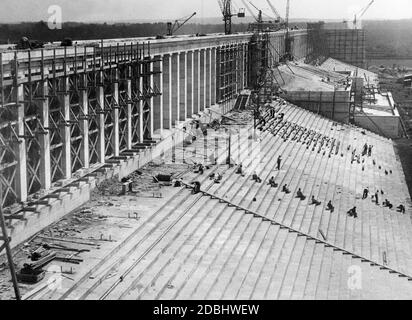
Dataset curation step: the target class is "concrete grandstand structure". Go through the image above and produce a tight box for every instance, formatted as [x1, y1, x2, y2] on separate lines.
[0, 24, 411, 300]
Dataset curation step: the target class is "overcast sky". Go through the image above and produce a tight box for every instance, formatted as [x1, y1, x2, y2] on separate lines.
[1, 0, 411, 23]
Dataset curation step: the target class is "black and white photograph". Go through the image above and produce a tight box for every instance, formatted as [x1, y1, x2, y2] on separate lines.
[1, 0, 412, 306]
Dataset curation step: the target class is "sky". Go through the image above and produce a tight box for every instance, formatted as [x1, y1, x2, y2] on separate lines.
[1, 0, 411, 23]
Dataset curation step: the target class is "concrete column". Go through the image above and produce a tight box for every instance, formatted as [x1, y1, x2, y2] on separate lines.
[171, 53, 179, 126]
[153, 55, 163, 133]
[193, 50, 199, 114]
[179, 52, 187, 121]
[162, 54, 171, 130]
[15, 83, 27, 202]
[206, 48, 211, 108]
[149, 57, 154, 138]
[176, 53, 181, 123]
[97, 75, 105, 163]
[126, 74, 133, 149]
[139, 63, 144, 143]
[199, 49, 205, 112]
[112, 71, 120, 157]
[186, 51, 194, 118]
[79, 75, 89, 168]
[59, 79, 71, 179]
[211, 47, 216, 105]
[38, 79, 51, 190]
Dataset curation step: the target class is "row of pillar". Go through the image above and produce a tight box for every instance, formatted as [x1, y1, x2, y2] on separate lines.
[7, 45, 240, 205]
[154, 47, 217, 133]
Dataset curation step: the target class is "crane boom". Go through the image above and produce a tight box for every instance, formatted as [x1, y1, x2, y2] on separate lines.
[353, 0, 374, 29]
[265, 0, 282, 20]
[358, 0, 374, 18]
[241, 0, 258, 22]
[167, 12, 196, 36]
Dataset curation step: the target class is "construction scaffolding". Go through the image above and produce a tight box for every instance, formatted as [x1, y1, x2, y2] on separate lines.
[216, 42, 248, 106]
[0, 42, 161, 212]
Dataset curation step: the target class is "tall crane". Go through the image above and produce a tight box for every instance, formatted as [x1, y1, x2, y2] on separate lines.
[283, 0, 292, 61]
[241, 0, 258, 22]
[217, 0, 245, 35]
[265, 0, 282, 23]
[353, 0, 374, 29]
[247, 1, 264, 24]
[167, 12, 197, 36]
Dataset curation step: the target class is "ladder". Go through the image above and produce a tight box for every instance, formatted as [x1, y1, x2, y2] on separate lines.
[0, 191, 21, 300]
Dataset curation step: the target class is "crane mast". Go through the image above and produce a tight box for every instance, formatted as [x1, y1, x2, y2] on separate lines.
[218, 0, 245, 35]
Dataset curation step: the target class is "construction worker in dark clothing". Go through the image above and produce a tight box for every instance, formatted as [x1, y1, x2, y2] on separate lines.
[362, 188, 369, 200]
[327, 201, 335, 213]
[296, 188, 306, 200]
[236, 164, 243, 175]
[347, 207, 358, 218]
[397, 204, 406, 214]
[268, 176, 278, 188]
[192, 181, 201, 194]
[311, 196, 321, 206]
[277, 156, 282, 170]
[282, 184, 291, 194]
[375, 192, 379, 205]
[252, 172, 262, 183]
[383, 199, 393, 209]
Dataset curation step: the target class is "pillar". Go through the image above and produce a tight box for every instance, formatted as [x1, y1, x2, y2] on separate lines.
[186, 51, 194, 118]
[153, 55, 163, 133]
[194, 50, 200, 114]
[179, 52, 187, 121]
[15, 82, 27, 202]
[79, 74, 89, 168]
[126, 69, 133, 149]
[59, 78, 71, 179]
[211, 47, 216, 105]
[199, 49, 205, 112]
[38, 78, 51, 190]
[139, 63, 144, 143]
[171, 53, 179, 126]
[206, 48, 211, 108]
[97, 73, 105, 162]
[162, 54, 172, 129]
[112, 71, 120, 157]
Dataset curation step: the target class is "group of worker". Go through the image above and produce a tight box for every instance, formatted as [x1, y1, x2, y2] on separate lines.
[362, 143, 374, 157]
[362, 187, 406, 214]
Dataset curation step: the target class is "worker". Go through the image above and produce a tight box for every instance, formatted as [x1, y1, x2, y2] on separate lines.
[375, 191, 379, 205]
[252, 172, 262, 183]
[362, 188, 369, 200]
[347, 207, 358, 218]
[282, 184, 291, 194]
[236, 164, 243, 175]
[397, 204, 406, 214]
[383, 199, 393, 209]
[198, 164, 204, 175]
[268, 177, 278, 188]
[277, 156, 282, 170]
[296, 188, 306, 200]
[173, 178, 183, 187]
[326, 200, 335, 213]
[214, 172, 222, 184]
[368, 145, 373, 157]
[311, 196, 321, 206]
[192, 181, 201, 194]
[362, 143, 368, 156]
[209, 172, 215, 180]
